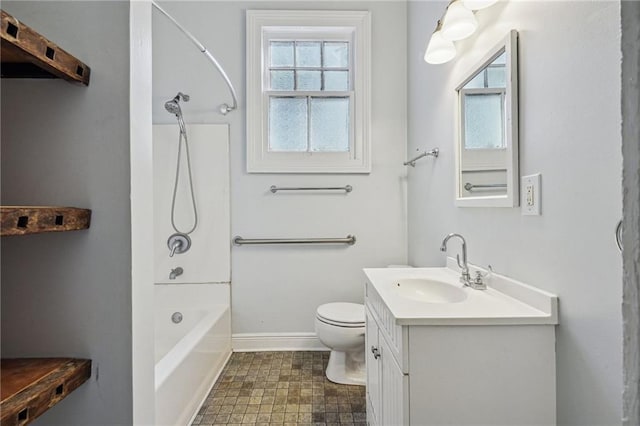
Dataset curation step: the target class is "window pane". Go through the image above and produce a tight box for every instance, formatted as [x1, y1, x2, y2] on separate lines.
[323, 42, 348, 68]
[324, 71, 349, 91]
[486, 67, 506, 88]
[270, 41, 294, 67]
[269, 97, 308, 151]
[310, 97, 350, 152]
[493, 51, 506, 65]
[463, 93, 504, 149]
[295, 42, 321, 67]
[465, 72, 485, 89]
[270, 71, 294, 90]
[297, 70, 321, 91]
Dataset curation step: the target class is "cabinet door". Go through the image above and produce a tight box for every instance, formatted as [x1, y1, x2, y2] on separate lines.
[365, 308, 381, 425]
[380, 334, 408, 426]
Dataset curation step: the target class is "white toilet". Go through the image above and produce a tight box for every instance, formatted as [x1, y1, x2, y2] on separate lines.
[315, 302, 366, 386]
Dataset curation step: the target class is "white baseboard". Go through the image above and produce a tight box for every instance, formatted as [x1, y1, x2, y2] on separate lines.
[232, 332, 328, 352]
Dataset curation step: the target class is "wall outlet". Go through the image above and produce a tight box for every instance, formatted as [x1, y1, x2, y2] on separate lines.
[521, 174, 541, 215]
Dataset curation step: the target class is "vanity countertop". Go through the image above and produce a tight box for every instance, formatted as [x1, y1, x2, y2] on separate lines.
[364, 260, 558, 326]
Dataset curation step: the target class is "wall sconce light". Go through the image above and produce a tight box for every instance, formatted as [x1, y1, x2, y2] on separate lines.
[441, 0, 478, 41]
[424, 0, 500, 65]
[424, 20, 457, 65]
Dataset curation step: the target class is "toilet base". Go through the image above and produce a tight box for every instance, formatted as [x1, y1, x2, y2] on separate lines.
[325, 350, 365, 386]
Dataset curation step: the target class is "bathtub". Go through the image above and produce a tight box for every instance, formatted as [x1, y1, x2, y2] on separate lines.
[155, 283, 231, 425]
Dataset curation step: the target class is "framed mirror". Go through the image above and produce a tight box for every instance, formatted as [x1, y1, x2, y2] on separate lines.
[455, 30, 519, 207]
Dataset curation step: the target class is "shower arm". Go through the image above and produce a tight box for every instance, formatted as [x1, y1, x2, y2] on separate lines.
[151, 0, 238, 115]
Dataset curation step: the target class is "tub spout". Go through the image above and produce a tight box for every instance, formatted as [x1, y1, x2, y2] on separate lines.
[170, 267, 184, 280]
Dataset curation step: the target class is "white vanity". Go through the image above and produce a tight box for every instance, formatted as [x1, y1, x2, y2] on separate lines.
[364, 260, 558, 426]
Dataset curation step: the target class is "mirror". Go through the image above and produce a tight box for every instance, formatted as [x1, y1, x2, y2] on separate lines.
[455, 30, 519, 207]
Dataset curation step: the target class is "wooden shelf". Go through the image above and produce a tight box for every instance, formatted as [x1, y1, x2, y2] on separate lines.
[1, 206, 91, 236]
[1, 10, 90, 85]
[1, 358, 91, 426]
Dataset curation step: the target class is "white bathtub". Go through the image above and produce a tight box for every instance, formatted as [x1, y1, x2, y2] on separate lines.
[155, 283, 231, 425]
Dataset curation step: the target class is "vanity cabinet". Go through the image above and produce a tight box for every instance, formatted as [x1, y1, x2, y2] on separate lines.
[365, 307, 407, 426]
[364, 274, 557, 426]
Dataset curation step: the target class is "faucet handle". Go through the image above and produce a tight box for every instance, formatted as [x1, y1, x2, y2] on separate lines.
[169, 240, 182, 257]
[167, 233, 191, 257]
[477, 265, 493, 280]
[471, 266, 492, 289]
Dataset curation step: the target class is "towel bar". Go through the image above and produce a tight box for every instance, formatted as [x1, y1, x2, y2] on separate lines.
[270, 185, 353, 193]
[233, 235, 356, 246]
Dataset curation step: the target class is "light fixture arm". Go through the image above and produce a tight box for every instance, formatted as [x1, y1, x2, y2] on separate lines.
[151, 0, 238, 115]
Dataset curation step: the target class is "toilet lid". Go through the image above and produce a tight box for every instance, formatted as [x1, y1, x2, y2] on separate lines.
[316, 302, 365, 325]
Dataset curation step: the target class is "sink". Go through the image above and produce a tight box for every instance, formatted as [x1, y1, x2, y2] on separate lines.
[393, 278, 467, 303]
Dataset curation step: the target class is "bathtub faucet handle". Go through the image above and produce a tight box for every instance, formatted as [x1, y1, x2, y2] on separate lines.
[167, 233, 191, 257]
[169, 267, 184, 280]
[169, 240, 181, 257]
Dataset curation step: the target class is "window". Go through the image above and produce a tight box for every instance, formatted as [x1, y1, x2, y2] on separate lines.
[247, 10, 371, 173]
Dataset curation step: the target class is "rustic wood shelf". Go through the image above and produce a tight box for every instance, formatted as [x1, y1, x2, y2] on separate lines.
[1, 10, 90, 85]
[1, 206, 91, 236]
[1, 358, 91, 426]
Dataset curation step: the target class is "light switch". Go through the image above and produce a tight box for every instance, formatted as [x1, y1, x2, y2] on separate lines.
[522, 174, 541, 215]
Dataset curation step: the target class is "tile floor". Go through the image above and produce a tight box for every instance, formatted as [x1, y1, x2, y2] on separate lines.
[191, 351, 366, 426]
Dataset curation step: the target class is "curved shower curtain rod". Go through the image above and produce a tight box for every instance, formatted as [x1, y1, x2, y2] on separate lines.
[151, 0, 238, 115]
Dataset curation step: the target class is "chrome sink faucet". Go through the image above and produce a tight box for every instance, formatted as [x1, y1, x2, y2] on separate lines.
[440, 233, 487, 290]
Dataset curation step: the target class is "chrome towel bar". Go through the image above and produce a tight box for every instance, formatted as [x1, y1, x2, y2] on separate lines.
[270, 185, 353, 193]
[464, 182, 507, 191]
[233, 235, 356, 246]
[404, 148, 439, 167]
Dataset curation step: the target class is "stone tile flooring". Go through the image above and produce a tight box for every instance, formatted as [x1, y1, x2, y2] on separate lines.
[191, 351, 366, 426]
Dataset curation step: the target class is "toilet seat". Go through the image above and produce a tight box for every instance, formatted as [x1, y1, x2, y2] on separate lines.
[316, 303, 365, 328]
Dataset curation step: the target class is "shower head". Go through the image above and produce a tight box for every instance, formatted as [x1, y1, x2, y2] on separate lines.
[165, 92, 190, 134]
[164, 99, 182, 116]
[164, 99, 182, 117]
[164, 92, 189, 116]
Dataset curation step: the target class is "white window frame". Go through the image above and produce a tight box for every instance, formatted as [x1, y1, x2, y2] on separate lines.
[246, 10, 371, 173]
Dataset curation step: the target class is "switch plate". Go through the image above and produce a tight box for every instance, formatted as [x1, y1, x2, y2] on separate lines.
[521, 174, 541, 215]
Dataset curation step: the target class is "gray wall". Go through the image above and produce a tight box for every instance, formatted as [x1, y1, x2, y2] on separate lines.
[1, 2, 132, 424]
[152, 1, 408, 336]
[407, 1, 622, 425]
[621, 1, 640, 424]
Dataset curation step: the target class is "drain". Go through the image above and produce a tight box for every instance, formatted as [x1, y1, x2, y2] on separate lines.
[171, 312, 183, 324]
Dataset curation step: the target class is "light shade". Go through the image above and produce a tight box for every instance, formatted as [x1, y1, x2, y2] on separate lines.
[462, 0, 499, 10]
[441, 0, 478, 41]
[424, 29, 456, 64]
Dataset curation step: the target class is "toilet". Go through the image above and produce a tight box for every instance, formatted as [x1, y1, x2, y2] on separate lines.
[315, 302, 366, 386]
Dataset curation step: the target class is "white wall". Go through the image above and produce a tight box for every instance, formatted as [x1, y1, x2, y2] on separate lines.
[0, 1, 132, 424]
[153, 124, 230, 284]
[152, 1, 408, 336]
[407, 1, 622, 425]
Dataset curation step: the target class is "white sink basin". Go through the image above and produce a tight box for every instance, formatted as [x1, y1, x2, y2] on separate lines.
[394, 278, 467, 303]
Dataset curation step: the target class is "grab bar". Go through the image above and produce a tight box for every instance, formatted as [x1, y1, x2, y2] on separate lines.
[464, 182, 507, 191]
[233, 235, 356, 246]
[404, 148, 439, 167]
[270, 185, 353, 193]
